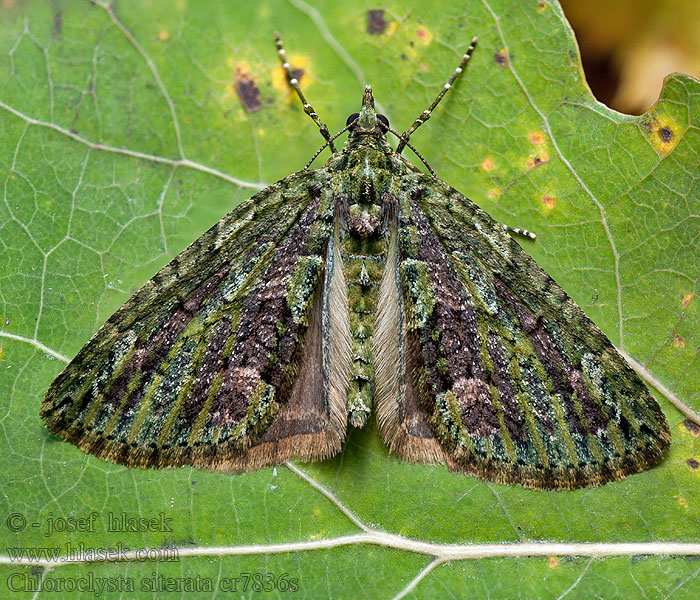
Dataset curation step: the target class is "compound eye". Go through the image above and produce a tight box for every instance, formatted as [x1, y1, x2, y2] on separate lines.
[346, 113, 360, 126]
[377, 114, 390, 130]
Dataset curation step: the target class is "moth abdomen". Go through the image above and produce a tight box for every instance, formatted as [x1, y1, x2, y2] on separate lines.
[343, 252, 383, 428]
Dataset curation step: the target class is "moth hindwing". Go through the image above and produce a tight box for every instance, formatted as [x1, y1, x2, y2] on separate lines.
[41, 35, 670, 490]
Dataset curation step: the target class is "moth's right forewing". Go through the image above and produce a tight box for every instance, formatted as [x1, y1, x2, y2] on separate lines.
[384, 174, 669, 490]
[41, 170, 349, 471]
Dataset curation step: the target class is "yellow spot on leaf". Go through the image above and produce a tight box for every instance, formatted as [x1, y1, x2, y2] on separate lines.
[682, 293, 694, 309]
[528, 131, 545, 145]
[404, 45, 418, 60]
[272, 54, 311, 101]
[415, 26, 433, 45]
[0, 344, 4, 360]
[677, 495, 688, 509]
[547, 556, 560, 569]
[640, 111, 681, 156]
[541, 195, 556, 212]
[156, 30, 169, 41]
[487, 188, 502, 199]
[481, 157, 495, 171]
[233, 62, 253, 77]
[673, 334, 685, 348]
[386, 21, 399, 36]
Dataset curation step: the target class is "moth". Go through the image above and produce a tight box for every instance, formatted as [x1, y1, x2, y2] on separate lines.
[41, 34, 670, 490]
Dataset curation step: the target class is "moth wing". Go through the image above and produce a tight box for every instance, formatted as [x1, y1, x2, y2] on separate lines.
[41, 170, 351, 472]
[374, 231, 447, 465]
[376, 175, 670, 490]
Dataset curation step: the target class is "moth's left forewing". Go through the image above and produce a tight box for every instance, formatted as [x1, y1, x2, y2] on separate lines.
[41, 170, 351, 472]
[393, 174, 670, 490]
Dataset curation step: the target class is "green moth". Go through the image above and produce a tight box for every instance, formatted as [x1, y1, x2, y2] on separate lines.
[41, 35, 670, 491]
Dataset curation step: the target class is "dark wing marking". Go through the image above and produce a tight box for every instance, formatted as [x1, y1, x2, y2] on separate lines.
[381, 174, 669, 490]
[41, 170, 351, 472]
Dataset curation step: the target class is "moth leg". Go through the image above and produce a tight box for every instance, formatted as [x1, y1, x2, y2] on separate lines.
[501, 224, 537, 240]
[274, 33, 337, 153]
[396, 36, 478, 154]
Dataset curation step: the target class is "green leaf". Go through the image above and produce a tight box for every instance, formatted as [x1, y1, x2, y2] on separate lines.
[1, 1, 698, 598]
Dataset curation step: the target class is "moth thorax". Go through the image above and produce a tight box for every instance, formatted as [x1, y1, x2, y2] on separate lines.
[347, 203, 381, 237]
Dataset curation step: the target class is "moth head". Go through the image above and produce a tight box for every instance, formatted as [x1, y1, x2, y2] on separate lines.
[346, 85, 389, 135]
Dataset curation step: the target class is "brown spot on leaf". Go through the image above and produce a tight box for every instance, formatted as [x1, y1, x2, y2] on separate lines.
[290, 67, 305, 82]
[157, 30, 170, 41]
[687, 458, 699, 469]
[487, 188, 502, 199]
[290, 66, 305, 84]
[234, 65, 262, 112]
[658, 126, 673, 143]
[527, 151, 549, 169]
[367, 9, 387, 34]
[541, 195, 556, 211]
[494, 49, 509, 66]
[682, 293, 694, 309]
[673, 334, 685, 348]
[528, 131, 545, 145]
[548, 556, 560, 569]
[481, 157, 495, 171]
[415, 26, 433, 45]
[683, 419, 700, 437]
